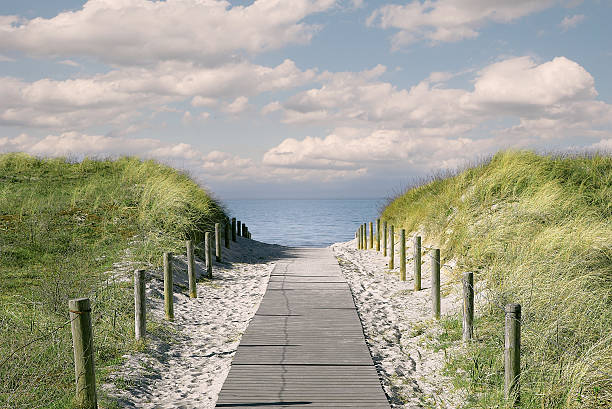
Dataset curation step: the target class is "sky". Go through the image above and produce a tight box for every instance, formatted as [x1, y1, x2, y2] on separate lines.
[1, 0, 611, 199]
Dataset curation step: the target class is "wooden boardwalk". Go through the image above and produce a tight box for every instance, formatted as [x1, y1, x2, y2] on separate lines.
[216, 248, 389, 409]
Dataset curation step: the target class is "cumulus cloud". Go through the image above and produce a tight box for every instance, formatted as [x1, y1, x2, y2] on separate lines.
[223, 96, 250, 114]
[559, 14, 585, 31]
[368, 0, 556, 47]
[0, 0, 336, 66]
[0, 59, 316, 130]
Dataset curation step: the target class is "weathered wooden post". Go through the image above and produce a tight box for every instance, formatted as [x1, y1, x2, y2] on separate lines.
[186, 240, 196, 298]
[376, 218, 381, 251]
[231, 218, 237, 242]
[215, 223, 222, 262]
[389, 226, 395, 269]
[414, 236, 422, 291]
[69, 297, 98, 409]
[382, 221, 387, 257]
[244, 225, 249, 239]
[400, 229, 406, 280]
[237, 221, 242, 238]
[163, 252, 174, 321]
[134, 269, 146, 340]
[369, 222, 373, 249]
[463, 272, 474, 341]
[505, 303, 521, 404]
[224, 220, 230, 249]
[205, 232, 212, 278]
[363, 223, 367, 249]
[431, 249, 441, 319]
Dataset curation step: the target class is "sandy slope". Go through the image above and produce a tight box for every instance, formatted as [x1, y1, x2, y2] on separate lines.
[103, 237, 286, 408]
[331, 237, 465, 408]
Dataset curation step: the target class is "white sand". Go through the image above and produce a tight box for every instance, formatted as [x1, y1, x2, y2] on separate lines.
[331, 236, 465, 408]
[102, 237, 284, 408]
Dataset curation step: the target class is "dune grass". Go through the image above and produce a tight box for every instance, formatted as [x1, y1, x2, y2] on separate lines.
[0, 153, 226, 408]
[382, 150, 611, 408]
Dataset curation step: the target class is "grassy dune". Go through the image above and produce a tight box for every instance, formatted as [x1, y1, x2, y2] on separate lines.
[382, 150, 611, 408]
[0, 153, 226, 408]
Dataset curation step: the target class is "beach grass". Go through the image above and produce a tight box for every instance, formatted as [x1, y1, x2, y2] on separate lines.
[382, 150, 611, 408]
[0, 153, 226, 408]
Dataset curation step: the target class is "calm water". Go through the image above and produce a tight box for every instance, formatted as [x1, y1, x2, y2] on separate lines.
[224, 199, 384, 247]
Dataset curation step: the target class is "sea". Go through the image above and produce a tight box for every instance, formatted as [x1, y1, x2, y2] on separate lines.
[224, 199, 385, 247]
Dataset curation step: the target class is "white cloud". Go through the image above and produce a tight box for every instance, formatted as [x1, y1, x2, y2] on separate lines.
[559, 14, 585, 31]
[0, 0, 336, 66]
[0, 59, 316, 130]
[223, 96, 250, 114]
[58, 59, 80, 67]
[368, 0, 556, 47]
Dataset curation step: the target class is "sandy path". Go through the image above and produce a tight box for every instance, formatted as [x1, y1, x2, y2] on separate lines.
[103, 237, 286, 408]
[331, 237, 465, 408]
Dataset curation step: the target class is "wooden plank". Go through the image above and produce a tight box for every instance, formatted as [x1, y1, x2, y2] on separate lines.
[216, 248, 389, 409]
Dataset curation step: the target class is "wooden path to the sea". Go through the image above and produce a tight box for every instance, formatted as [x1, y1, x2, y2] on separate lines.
[216, 248, 390, 408]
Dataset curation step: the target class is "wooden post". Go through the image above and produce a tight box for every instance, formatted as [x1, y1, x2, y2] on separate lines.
[186, 240, 196, 298]
[382, 221, 387, 257]
[363, 223, 367, 249]
[414, 236, 422, 291]
[215, 223, 222, 262]
[231, 218, 237, 242]
[367, 222, 371, 249]
[431, 249, 441, 319]
[163, 252, 174, 321]
[224, 221, 230, 249]
[134, 269, 146, 340]
[389, 225, 395, 269]
[400, 229, 406, 280]
[244, 225, 249, 239]
[376, 218, 380, 251]
[355, 231, 359, 249]
[505, 303, 521, 404]
[463, 272, 474, 341]
[361, 225, 364, 249]
[205, 232, 212, 278]
[237, 220, 242, 237]
[69, 297, 98, 409]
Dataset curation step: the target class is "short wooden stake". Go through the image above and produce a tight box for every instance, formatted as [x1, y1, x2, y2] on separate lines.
[369, 222, 373, 249]
[215, 223, 222, 262]
[363, 223, 367, 249]
[431, 248, 441, 319]
[360, 225, 364, 249]
[69, 297, 98, 409]
[462, 272, 474, 341]
[414, 236, 422, 291]
[163, 252, 174, 321]
[399, 229, 406, 280]
[186, 240, 196, 298]
[376, 218, 381, 251]
[244, 225, 249, 239]
[382, 221, 387, 257]
[237, 221, 242, 238]
[205, 232, 212, 278]
[505, 303, 521, 404]
[389, 225, 395, 269]
[231, 218, 237, 242]
[134, 269, 146, 339]
[224, 221, 230, 249]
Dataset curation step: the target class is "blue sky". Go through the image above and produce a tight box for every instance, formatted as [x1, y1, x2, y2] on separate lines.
[1, 0, 611, 199]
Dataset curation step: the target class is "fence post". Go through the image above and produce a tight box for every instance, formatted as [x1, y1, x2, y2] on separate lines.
[224, 220, 230, 249]
[69, 297, 98, 409]
[431, 249, 440, 319]
[389, 225, 395, 269]
[376, 218, 381, 251]
[163, 252, 174, 321]
[505, 303, 521, 404]
[215, 223, 222, 262]
[244, 225, 249, 239]
[237, 221, 242, 238]
[231, 218, 237, 242]
[367, 222, 372, 249]
[134, 269, 146, 340]
[400, 229, 406, 281]
[462, 272, 474, 341]
[186, 240, 196, 298]
[205, 232, 213, 278]
[363, 223, 367, 249]
[382, 221, 387, 257]
[414, 236, 422, 291]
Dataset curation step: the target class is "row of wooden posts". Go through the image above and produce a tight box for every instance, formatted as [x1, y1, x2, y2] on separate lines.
[68, 217, 250, 409]
[356, 219, 522, 404]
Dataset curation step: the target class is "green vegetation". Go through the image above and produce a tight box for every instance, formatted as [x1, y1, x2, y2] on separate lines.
[0, 153, 226, 408]
[382, 150, 611, 408]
